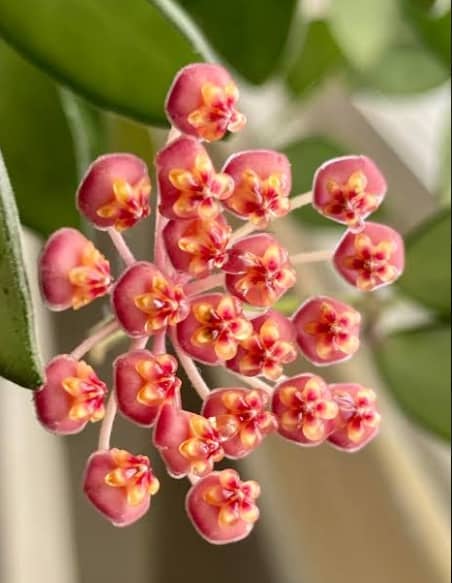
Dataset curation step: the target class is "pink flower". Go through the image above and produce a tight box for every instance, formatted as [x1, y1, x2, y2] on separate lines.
[83, 449, 159, 526]
[292, 296, 361, 365]
[77, 154, 151, 231]
[39, 228, 111, 310]
[165, 63, 246, 141]
[186, 469, 260, 544]
[35, 355, 107, 434]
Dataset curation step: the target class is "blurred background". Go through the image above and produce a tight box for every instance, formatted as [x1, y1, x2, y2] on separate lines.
[0, 1, 450, 582]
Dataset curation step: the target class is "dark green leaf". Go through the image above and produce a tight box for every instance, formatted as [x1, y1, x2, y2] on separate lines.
[176, 0, 297, 84]
[402, 0, 451, 67]
[287, 20, 345, 97]
[399, 210, 451, 317]
[0, 149, 43, 389]
[376, 325, 451, 440]
[0, 41, 79, 236]
[328, 0, 399, 70]
[0, 0, 210, 126]
[360, 45, 449, 95]
[283, 136, 345, 227]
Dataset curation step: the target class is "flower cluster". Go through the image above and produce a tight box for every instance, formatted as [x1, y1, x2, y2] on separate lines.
[34, 63, 404, 544]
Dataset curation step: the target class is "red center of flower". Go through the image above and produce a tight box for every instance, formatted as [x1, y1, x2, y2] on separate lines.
[178, 218, 232, 275]
[344, 233, 398, 290]
[325, 171, 379, 228]
[96, 176, 151, 231]
[179, 415, 227, 476]
[334, 388, 381, 443]
[62, 360, 107, 422]
[68, 242, 111, 309]
[134, 354, 181, 407]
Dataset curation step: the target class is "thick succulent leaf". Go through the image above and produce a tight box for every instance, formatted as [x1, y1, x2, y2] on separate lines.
[377, 325, 451, 441]
[0, 149, 43, 389]
[287, 20, 345, 97]
[398, 210, 451, 317]
[0, 40, 79, 236]
[328, 0, 400, 70]
[175, 0, 297, 84]
[0, 0, 210, 126]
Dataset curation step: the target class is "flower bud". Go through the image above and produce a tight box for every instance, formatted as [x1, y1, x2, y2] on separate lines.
[112, 261, 189, 337]
[292, 296, 361, 365]
[186, 469, 260, 544]
[272, 374, 338, 446]
[35, 355, 107, 434]
[39, 228, 111, 310]
[313, 156, 386, 230]
[77, 154, 151, 231]
[328, 384, 381, 452]
[83, 449, 159, 527]
[223, 150, 292, 227]
[114, 350, 181, 426]
[202, 388, 276, 458]
[165, 63, 246, 141]
[333, 222, 404, 291]
[227, 310, 297, 380]
[156, 136, 234, 220]
[163, 215, 231, 277]
[176, 293, 252, 364]
[223, 233, 296, 307]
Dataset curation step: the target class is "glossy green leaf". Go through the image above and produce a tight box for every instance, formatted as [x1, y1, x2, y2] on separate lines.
[399, 210, 451, 317]
[328, 0, 399, 70]
[360, 45, 449, 95]
[0, 41, 79, 236]
[377, 325, 451, 440]
[0, 0, 210, 126]
[287, 20, 345, 97]
[0, 149, 43, 389]
[283, 136, 345, 227]
[176, 0, 297, 84]
[402, 0, 451, 67]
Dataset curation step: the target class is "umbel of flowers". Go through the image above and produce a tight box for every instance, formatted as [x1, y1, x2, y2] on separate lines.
[35, 63, 404, 544]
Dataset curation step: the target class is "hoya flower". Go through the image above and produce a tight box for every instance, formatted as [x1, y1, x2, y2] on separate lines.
[223, 233, 296, 307]
[202, 388, 276, 458]
[176, 294, 252, 364]
[312, 156, 386, 230]
[223, 150, 292, 227]
[272, 374, 339, 446]
[154, 403, 230, 478]
[83, 449, 159, 527]
[163, 215, 232, 277]
[35, 355, 107, 435]
[39, 228, 111, 310]
[333, 222, 404, 291]
[165, 63, 246, 141]
[77, 154, 151, 231]
[227, 311, 297, 380]
[328, 384, 381, 452]
[292, 296, 361, 365]
[156, 135, 234, 220]
[114, 350, 181, 426]
[186, 469, 260, 544]
[112, 262, 189, 337]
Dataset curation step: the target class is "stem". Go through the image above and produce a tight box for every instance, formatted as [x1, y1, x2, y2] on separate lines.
[290, 249, 332, 265]
[152, 331, 167, 354]
[97, 336, 148, 450]
[70, 319, 119, 361]
[108, 228, 136, 266]
[184, 273, 225, 296]
[227, 370, 274, 394]
[169, 330, 210, 400]
[230, 190, 313, 243]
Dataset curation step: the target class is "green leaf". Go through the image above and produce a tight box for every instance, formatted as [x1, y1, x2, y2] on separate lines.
[175, 0, 297, 84]
[287, 20, 345, 97]
[402, 0, 451, 67]
[283, 136, 345, 227]
[399, 210, 451, 317]
[376, 325, 451, 440]
[328, 0, 400, 70]
[0, 149, 43, 389]
[0, 0, 210, 126]
[0, 41, 79, 236]
[437, 115, 451, 205]
[360, 45, 449, 95]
